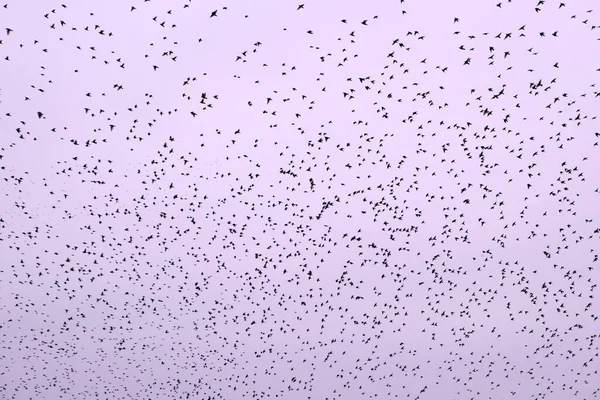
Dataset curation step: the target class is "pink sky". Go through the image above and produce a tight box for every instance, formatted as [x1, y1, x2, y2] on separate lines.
[1, 0, 600, 399]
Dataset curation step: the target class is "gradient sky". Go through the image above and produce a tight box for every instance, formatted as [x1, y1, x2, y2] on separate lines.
[1, 1, 600, 399]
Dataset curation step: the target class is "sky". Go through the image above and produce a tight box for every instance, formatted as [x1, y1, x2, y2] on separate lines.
[1, 0, 600, 399]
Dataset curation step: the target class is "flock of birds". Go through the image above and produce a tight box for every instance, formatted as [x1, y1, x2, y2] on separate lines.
[1, 0, 600, 399]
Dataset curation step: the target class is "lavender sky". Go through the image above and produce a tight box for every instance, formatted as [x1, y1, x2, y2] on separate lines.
[1, 0, 600, 399]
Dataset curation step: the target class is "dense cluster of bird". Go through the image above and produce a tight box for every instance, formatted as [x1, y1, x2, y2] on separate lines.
[1, 0, 600, 399]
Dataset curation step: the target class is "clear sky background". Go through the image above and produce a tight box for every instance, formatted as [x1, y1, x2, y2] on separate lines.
[1, 0, 600, 399]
